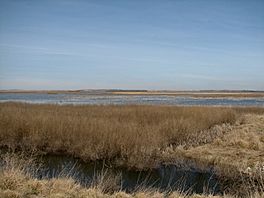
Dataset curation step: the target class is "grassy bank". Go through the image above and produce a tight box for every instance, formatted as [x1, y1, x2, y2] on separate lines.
[161, 113, 264, 194]
[0, 153, 263, 198]
[0, 102, 237, 168]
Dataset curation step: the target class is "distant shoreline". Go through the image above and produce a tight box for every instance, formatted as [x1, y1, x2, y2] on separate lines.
[1, 89, 264, 98]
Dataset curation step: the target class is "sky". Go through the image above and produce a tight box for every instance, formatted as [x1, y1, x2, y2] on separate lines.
[0, 0, 264, 90]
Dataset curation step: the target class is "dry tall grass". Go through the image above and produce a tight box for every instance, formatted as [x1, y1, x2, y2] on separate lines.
[0, 102, 237, 168]
[159, 113, 264, 194]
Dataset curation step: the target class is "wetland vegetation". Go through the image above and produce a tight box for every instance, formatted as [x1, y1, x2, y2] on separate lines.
[0, 103, 238, 167]
[0, 102, 263, 197]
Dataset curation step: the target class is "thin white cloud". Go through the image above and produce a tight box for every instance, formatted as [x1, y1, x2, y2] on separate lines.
[0, 43, 83, 56]
[0, 43, 120, 56]
[0, 78, 83, 90]
[180, 74, 226, 81]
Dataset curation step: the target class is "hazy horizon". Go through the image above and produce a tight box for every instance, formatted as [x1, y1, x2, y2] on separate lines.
[1, 0, 264, 90]
[1, 88, 264, 92]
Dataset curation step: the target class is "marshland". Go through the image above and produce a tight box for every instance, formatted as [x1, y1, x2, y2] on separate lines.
[0, 102, 263, 197]
[1, 0, 264, 197]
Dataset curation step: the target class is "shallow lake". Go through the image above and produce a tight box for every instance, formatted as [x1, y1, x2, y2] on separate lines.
[0, 93, 264, 106]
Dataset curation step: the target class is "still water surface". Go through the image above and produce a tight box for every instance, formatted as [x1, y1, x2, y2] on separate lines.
[0, 93, 264, 106]
[35, 154, 220, 194]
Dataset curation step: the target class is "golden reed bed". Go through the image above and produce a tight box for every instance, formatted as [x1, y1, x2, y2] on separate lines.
[0, 102, 237, 167]
[0, 103, 263, 168]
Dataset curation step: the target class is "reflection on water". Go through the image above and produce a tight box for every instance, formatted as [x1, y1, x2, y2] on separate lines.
[0, 93, 264, 106]
[34, 154, 221, 194]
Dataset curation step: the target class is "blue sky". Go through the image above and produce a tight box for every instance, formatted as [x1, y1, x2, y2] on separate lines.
[0, 0, 263, 90]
